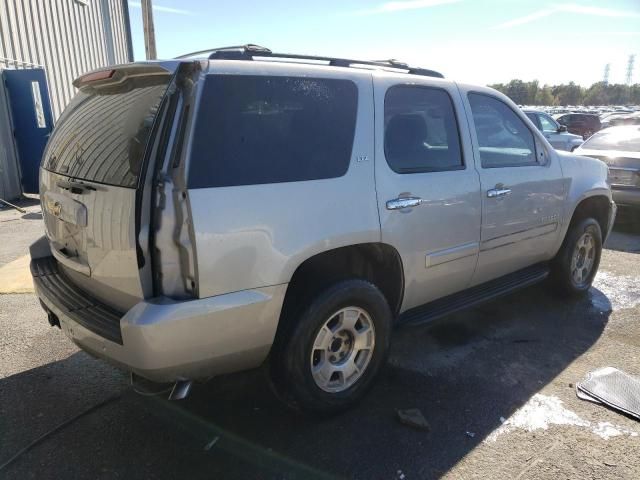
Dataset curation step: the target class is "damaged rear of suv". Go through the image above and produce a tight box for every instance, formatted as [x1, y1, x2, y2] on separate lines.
[32, 53, 371, 408]
[31, 59, 285, 395]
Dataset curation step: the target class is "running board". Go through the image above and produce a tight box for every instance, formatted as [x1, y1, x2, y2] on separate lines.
[398, 263, 550, 327]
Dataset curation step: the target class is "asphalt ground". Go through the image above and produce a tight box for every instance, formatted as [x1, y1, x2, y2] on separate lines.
[1, 199, 639, 479]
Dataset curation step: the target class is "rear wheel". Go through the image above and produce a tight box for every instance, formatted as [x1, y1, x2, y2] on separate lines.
[551, 217, 602, 296]
[270, 279, 392, 414]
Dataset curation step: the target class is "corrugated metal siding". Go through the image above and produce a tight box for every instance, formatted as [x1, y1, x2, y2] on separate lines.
[0, 0, 132, 119]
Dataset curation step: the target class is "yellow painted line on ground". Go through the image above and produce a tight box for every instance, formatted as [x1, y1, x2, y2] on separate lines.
[0, 255, 34, 294]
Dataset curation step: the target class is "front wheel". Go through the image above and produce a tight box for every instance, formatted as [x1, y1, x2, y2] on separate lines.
[551, 217, 602, 296]
[270, 279, 392, 414]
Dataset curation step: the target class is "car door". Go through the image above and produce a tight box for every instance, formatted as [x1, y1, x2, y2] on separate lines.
[374, 77, 481, 312]
[565, 114, 586, 137]
[461, 90, 565, 286]
[537, 113, 568, 150]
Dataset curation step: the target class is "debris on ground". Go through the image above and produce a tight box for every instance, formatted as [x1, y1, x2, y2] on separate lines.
[576, 367, 640, 420]
[203, 437, 219, 451]
[396, 408, 430, 431]
[465, 431, 475, 438]
[487, 393, 638, 442]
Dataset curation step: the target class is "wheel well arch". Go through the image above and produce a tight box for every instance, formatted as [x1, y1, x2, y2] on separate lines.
[569, 195, 610, 237]
[278, 243, 405, 329]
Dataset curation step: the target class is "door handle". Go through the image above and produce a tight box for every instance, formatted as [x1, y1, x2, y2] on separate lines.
[487, 188, 512, 198]
[386, 196, 423, 210]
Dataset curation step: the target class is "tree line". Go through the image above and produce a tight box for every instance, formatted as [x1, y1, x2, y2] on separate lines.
[488, 79, 640, 106]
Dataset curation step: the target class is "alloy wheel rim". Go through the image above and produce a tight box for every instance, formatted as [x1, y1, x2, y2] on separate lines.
[571, 232, 596, 286]
[310, 306, 375, 393]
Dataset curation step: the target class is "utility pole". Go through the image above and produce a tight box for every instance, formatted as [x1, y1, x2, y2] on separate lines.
[141, 0, 157, 60]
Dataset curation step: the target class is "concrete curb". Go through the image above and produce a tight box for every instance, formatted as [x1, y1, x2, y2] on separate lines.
[0, 254, 34, 294]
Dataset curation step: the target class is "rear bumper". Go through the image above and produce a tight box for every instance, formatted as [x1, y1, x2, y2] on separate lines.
[31, 250, 286, 383]
[612, 187, 640, 208]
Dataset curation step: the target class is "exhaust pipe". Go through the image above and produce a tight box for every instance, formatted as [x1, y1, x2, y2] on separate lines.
[168, 380, 193, 401]
[130, 373, 192, 400]
[47, 311, 60, 328]
[39, 301, 60, 328]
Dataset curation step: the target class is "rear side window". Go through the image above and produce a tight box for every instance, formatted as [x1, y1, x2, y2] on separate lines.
[384, 85, 463, 173]
[188, 75, 358, 188]
[467, 93, 537, 168]
[588, 115, 601, 128]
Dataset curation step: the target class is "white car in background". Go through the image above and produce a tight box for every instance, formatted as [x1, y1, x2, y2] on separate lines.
[574, 126, 640, 209]
[524, 109, 583, 151]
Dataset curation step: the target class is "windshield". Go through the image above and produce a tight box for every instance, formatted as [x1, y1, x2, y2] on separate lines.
[581, 129, 640, 152]
[42, 76, 170, 188]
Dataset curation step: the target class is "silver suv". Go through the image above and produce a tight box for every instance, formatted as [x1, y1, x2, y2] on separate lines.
[31, 46, 616, 413]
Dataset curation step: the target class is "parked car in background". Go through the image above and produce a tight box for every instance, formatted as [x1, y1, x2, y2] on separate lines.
[607, 113, 640, 128]
[555, 113, 602, 139]
[574, 126, 640, 209]
[30, 47, 616, 413]
[524, 109, 583, 151]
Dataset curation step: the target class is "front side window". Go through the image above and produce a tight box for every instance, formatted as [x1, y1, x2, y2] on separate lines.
[539, 114, 558, 133]
[384, 85, 463, 173]
[467, 93, 537, 168]
[188, 75, 358, 188]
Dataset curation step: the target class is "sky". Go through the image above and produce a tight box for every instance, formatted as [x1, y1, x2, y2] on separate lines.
[127, 0, 640, 86]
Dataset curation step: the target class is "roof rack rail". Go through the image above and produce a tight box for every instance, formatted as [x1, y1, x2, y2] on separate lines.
[175, 44, 444, 78]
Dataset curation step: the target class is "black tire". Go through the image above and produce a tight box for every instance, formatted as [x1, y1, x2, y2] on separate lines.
[551, 217, 602, 296]
[270, 279, 392, 414]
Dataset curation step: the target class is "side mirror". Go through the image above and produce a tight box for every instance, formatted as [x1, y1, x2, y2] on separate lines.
[557, 125, 568, 133]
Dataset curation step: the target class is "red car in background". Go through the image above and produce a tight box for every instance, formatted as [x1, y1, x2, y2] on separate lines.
[554, 113, 602, 139]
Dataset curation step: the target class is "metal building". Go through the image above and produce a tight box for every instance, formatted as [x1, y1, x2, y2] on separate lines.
[0, 0, 133, 119]
[0, 76, 21, 199]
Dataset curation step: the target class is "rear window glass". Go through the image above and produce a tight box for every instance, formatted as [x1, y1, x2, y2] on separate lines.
[581, 128, 640, 151]
[43, 76, 169, 188]
[187, 75, 358, 188]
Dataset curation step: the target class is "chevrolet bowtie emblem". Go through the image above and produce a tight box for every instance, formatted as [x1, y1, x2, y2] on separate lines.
[47, 200, 62, 217]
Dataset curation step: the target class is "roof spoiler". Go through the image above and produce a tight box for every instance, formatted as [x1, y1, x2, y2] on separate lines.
[73, 63, 174, 89]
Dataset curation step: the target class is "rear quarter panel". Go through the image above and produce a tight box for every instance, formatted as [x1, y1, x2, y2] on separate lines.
[187, 62, 380, 298]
